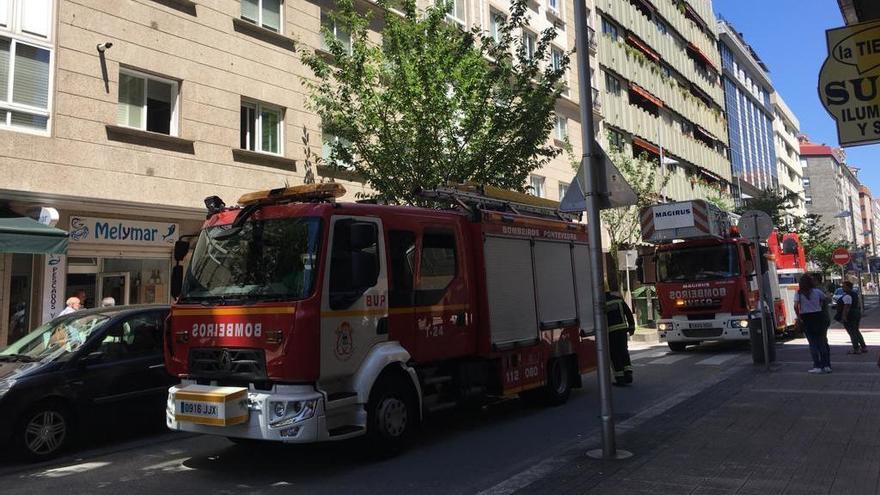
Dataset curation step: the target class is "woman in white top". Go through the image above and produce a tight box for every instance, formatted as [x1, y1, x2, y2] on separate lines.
[794, 275, 831, 374]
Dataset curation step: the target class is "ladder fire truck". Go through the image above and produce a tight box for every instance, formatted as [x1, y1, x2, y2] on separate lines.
[164, 183, 598, 450]
[639, 200, 801, 351]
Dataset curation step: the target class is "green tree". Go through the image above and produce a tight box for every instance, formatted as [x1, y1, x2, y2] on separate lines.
[734, 188, 799, 227]
[792, 213, 839, 274]
[302, 0, 567, 204]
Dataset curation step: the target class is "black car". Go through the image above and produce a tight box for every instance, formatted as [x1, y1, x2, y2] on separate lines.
[0, 305, 174, 460]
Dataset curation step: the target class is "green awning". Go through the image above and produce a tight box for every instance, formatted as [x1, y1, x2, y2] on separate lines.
[0, 208, 68, 254]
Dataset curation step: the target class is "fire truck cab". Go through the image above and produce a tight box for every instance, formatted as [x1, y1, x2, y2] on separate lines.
[164, 184, 598, 450]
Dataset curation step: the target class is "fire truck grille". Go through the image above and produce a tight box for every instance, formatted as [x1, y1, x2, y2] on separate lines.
[681, 328, 723, 338]
[188, 348, 268, 381]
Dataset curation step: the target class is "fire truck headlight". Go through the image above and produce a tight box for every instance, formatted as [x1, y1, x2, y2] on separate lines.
[736, 319, 749, 328]
[269, 399, 318, 428]
[658, 323, 669, 331]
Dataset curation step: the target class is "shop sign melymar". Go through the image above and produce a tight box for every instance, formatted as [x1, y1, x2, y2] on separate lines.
[818, 19, 880, 147]
[68, 216, 179, 246]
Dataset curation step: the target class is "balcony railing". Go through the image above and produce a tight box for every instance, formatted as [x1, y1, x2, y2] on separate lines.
[587, 26, 597, 52]
[592, 87, 601, 113]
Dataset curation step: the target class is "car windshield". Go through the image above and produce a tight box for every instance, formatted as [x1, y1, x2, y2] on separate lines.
[180, 216, 322, 303]
[0, 313, 111, 362]
[657, 244, 740, 282]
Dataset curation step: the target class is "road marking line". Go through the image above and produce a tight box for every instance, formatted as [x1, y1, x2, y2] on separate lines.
[751, 388, 880, 396]
[477, 365, 746, 495]
[696, 354, 743, 366]
[648, 354, 691, 365]
[631, 349, 668, 361]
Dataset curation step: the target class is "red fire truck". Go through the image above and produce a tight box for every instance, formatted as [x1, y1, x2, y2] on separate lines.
[164, 183, 597, 449]
[640, 200, 794, 351]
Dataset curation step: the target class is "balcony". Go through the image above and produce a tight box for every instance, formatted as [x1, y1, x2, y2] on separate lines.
[588, 26, 597, 53]
[592, 87, 602, 116]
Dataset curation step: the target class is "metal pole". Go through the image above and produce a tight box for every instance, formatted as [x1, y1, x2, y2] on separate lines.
[574, 0, 629, 461]
[753, 216, 770, 372]
[849, 197, 865, 311]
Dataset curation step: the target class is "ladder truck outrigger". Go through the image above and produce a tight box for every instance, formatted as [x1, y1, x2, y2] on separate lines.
[164, 183, 599, 451]
[639, 200, 803, 352]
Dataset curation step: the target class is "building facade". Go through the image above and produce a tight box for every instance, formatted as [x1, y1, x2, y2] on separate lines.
[717, 19, 776, 199]
[0, 0, 592, 346]
[799, 138, 862, 245]
[770, 93, 806, 225]
[859, 186, 877, 255]
[594, 0, 732, 202]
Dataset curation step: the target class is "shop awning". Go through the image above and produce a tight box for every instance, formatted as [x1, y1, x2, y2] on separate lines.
[629, 82, 664, 108]
[0, 208, 68, 254]
[632, 136, 660, 156]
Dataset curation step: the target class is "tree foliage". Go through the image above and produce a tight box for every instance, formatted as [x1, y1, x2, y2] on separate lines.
[792, 213, 843, 274]
[302, 0, 568, 204]
[734, 188, 799, 228]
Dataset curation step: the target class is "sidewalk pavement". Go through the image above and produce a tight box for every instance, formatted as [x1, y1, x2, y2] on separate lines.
[514, 308, 880, 495]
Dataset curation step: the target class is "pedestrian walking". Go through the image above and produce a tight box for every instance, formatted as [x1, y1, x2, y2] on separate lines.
[839, 281, 867, 354]
[606, 291, 636, 386]
[794, 274, 832, 374]
[58, 296, 81, 316]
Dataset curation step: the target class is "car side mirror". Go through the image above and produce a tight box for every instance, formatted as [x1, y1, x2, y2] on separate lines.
[170, 265, 184, 299]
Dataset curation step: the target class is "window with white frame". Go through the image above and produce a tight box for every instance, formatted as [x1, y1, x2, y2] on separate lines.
[0, 0, 53, 133]
[805, 196, 812, 205]
[116, 69, 178, 136]
[548, 0, 559, 13]
[439, 0, 465, 24]
[523, 30, 537, 60]
[241, 0, 282, 33]
[558, 182, 569, 200]
[241, 100, 283, 155]
[322, 130, 352, 167]
[529, 175, 545, 198]
[802, 177, 810, 187]
[320, 10, 351, 54]
[490, 11, 505, 43]
[555, 115, 567, 141]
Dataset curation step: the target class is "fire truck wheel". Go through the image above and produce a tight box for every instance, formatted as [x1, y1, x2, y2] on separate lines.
[667, 342, 688, 352]
[366, 372, 418, 453]
[522, 357, 572, 406]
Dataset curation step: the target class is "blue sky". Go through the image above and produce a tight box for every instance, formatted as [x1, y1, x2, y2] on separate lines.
[712, 0, 879, 193]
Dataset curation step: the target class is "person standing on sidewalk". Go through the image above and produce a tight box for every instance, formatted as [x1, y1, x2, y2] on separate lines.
[840, 281, 867, 354]
[606, 291, 636, 386]
[794, 275, 832, 374]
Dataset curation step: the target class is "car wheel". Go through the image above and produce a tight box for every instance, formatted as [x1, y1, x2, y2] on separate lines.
[17, 404, 72, 460]
[366, 372, 418, 455]
[668, 342, 688, 352]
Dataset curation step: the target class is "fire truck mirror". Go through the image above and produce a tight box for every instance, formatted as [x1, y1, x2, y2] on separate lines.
[173, 240, 190, 262]
[171, 265, 184, 299]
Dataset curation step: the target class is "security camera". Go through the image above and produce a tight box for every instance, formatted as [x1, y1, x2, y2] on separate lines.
[96, 42, 113, 53]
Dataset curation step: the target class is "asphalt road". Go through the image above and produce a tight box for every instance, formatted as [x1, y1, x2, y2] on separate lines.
[0, 341, 756, 495]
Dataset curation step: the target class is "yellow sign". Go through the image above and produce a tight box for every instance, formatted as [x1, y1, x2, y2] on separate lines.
[819, 19, 880, 147]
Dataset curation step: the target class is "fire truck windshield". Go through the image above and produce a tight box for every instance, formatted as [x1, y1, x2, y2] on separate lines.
[656, 244, 740, 282]
[179, 217, 322, 302]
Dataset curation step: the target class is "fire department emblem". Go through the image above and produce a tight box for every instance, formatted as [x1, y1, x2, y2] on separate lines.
[334, 322, 354, 361]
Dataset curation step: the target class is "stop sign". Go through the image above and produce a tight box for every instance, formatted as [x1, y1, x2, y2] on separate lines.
[833, 247, 851, 266]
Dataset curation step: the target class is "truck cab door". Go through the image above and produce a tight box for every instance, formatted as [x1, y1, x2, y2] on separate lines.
[319, 216, 389, 389]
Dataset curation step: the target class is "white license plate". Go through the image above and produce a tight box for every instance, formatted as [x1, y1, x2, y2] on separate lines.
[689, 322, 712, 329]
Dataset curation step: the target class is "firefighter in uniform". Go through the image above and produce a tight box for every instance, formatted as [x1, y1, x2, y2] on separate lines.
[606, 292, 636, 386]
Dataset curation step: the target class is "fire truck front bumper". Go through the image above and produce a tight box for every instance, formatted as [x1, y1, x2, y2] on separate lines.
[166, 382, 337, 443]
[658, 315, 751, 343]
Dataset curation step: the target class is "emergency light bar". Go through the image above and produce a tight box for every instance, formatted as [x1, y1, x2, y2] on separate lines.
[238, 183, 346, 206]
[419, 183, 576, 221]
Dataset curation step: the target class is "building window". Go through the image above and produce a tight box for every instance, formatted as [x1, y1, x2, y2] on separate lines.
[242, 0, 282, 32]
[558, 182, 569, 200]
[805, 196, 812, 205]
[322, 130, 352, 167]
[320, 10, 351, 54]
[530, 175, 545, 197]
[440, 0, 465, 24]
[802, 177, 810, 187]
[608, 128, 624, 151]
[0, 0, 53, 133]
[523, 30, 537, 60]
[604, 71, 620, 96]
[548, 0, 559, 13]
[240, 100, 282, 155]
[800, 158, 807, 168]
[601, 17, 618, 41]
[490, 11, 505, 43]
[656, 19, 667, 35]
[551, 47, 564, 72]
[555, 115, 567, 140]
[117, 69, 178, 136]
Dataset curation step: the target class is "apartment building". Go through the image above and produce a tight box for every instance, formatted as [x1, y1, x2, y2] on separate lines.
[859, 186, 877, 255]
[799, 138, 862, 245]
[594, 0, 732, 201]
[0, 0, 591, 346]
[717, 19, 776, 200]
[770, 93, 805, 225]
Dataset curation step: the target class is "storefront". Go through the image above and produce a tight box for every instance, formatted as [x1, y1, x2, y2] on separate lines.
[65, 215, 185, 309]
